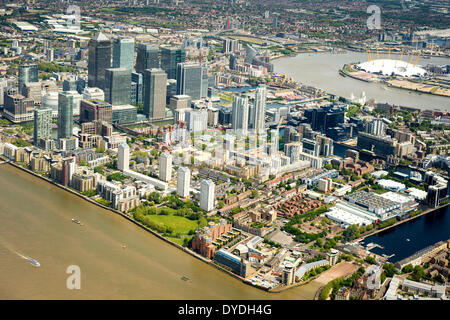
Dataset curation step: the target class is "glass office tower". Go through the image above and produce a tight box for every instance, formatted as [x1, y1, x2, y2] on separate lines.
[18, 64, 38, 94]
[88, 32, 112, 90]
[176, 63, 202, 100]
[131, 72, 143, 106]
[143, 68, 167, 120]
[113, 37, 135, 71]
[104, 68, 131, 106]
[136, 44, 160, 74]
[160, 48, 186, 80]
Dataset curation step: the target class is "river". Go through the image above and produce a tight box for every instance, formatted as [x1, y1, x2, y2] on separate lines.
[365, 205, 450, 263]
[273, 51, 450, 111]
[0, 163, 319, 299]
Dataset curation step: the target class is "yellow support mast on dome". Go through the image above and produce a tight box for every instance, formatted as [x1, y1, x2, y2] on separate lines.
[388, 48, 391, 60]
[414, 52, 421, 67]
[408, 52, 414, 64]
[395, 48, 403, 68]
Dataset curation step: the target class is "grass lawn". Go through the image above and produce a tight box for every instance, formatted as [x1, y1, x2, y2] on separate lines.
[167, 235, 194, 246]
[150, 119, 174, 127]
[229, 36, 265, 44]
[146, 214, 198, 235]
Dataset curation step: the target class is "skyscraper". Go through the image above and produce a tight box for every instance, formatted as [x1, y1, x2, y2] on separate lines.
[143, 68, 167, 120]
[104, 68, 131, 105]
[177, 166, 190, 198]
[200, 179, 215, 212]
[112, 37, 135, 71]
[231, 94, 249, 133]
[201, 65, 209, 99]
[18, 64, 38, 94]
[159, 152, 172, 182]
[88, 32, 112, 90]
[33, 107, 52, 145]
[118, 143, 130, 171]
[136, 44, 159, 74]
[160, 48, 186, 80]
[131, 72, 143, 106]
[58, 92, 74, 139]
[250, 84, 267, 134]
[176, 63, 202, 100]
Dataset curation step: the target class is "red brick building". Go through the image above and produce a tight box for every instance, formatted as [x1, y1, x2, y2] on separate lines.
[191, 219, 233, 259]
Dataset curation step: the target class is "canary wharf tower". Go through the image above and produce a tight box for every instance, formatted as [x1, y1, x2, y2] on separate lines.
[88, 32, 112, 90]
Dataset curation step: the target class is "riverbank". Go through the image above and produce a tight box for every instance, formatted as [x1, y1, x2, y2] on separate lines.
[273, 51, 450, 110]
[0, 156, 272, 292]
[339, 65, 450, 98]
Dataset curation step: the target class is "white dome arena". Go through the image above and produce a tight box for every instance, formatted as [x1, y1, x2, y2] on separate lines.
[357, 59, 427, 77]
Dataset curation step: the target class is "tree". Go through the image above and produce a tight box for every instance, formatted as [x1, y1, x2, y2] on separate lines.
[411, 266, 425, 281]
[383, 263, 398, 278]
[315, 238, 324, 247]
[251, 190, 259, 198]
[365, 256, 376, 264]
[402, 264, 414, 273]
[148, 191, 162, 204]
[343, 224, 360, 241]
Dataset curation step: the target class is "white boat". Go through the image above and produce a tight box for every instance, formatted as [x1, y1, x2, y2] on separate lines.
[26, 257, 40, 267]
[72, 219, 81, 225]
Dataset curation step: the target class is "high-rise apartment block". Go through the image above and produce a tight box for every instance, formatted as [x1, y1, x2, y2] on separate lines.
[159, 152, 172, 182]
[118, 143, 130, 171]
[367, 118, 386, 136]
[33, 107, 52, 146]
[251, 84, 266, 134]
[177, 166, 190, 198]
[231, 94, 249, 133]
[57, 92, 74, 139]
[200, 179, 215, 212]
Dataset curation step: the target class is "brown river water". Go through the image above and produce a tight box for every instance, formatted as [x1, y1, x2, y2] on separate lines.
[0, 164, 320, 299]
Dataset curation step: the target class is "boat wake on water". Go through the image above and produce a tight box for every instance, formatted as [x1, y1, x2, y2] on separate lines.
[13, 250, 40, 267]
[0, 238, 41, 267]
